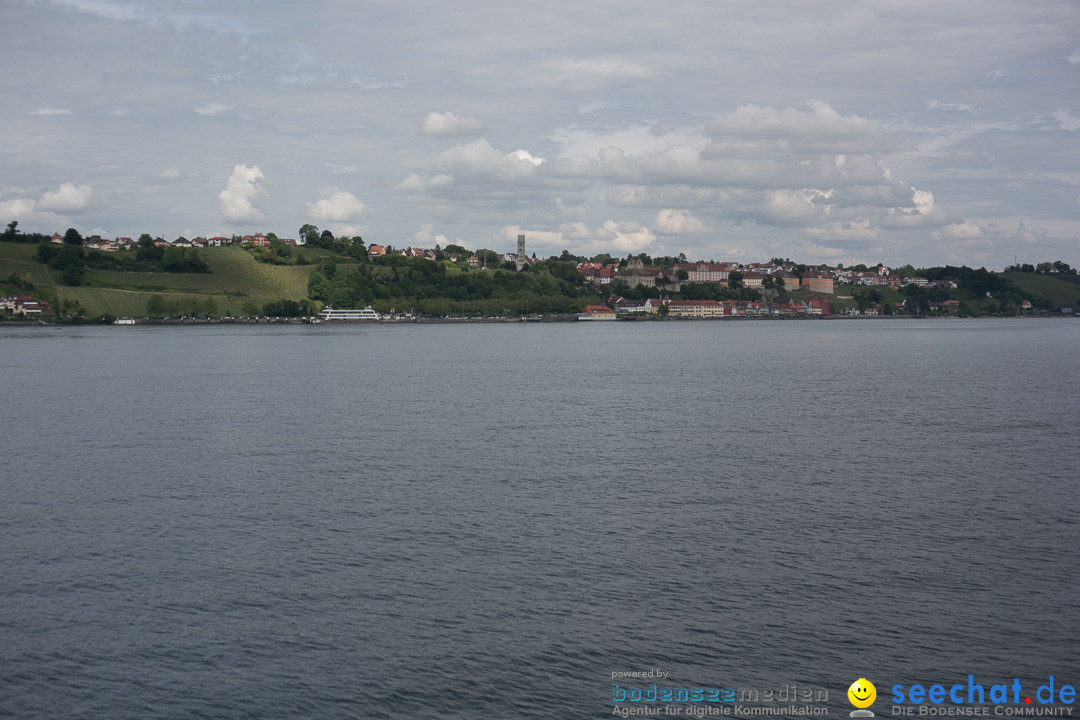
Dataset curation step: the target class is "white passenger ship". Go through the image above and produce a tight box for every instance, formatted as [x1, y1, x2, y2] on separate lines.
[317, 306, 381, 322]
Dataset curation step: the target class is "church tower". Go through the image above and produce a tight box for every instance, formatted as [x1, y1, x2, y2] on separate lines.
[516, 234, 526, 271]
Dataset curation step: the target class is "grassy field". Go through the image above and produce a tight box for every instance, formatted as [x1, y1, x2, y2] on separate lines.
[54, 286, 239, 317]
[90, 247, 318, 303]
[0, 242, 337, 317]
[0, 242, 58, 285]
[1002, 272, 1080, 308]
[291, 246, 343, 263]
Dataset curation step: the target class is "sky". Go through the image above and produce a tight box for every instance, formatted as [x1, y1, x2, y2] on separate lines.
[2, 0, 1078, 268]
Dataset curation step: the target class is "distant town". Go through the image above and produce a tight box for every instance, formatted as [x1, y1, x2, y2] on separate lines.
[1, 222, 1078, 322]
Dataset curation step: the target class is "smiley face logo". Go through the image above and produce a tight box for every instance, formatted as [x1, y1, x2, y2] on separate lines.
[848, 678, 877, 709]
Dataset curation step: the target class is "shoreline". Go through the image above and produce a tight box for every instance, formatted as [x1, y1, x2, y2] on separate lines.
[2, 314, 1075, 328]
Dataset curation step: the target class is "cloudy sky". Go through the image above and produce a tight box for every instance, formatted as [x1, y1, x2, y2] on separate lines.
[2, 0, 1078, 267]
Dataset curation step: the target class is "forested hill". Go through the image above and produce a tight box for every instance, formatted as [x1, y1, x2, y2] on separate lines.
[306, 254, 600, 316]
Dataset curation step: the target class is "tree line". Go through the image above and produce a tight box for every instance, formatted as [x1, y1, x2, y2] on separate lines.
[1003, 260, 1076, 275]
[35, 239, 209, 285]
[2, 220, 52, 244]
[307, 254, 602, 316]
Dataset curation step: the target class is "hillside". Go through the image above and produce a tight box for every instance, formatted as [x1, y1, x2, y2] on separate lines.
[0, 243, 333, 317]
[5, 240, 1079, 320]
[1001, 272, 1080, 309]
[0, 241, 601, 319]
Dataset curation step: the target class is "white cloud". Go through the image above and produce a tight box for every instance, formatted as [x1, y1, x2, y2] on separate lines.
[578, 99, 619, 115]
[428, 174, 455, 188]
[1014, 219, 1047, 244]
[880, 187, 953, 228]
[413, 223, 449, 246]
[806, 219, 881, 243]
[400, 140, 551, 197]
[397, 173, 454, 192]
[598, 220, 657, 253]
[547, 105, 963, 251]
[654, 209, 708, 235]
[501, 225, 567, 249]
[531, 56, 655, 91]
[277, 73, 318, 87]
[439, 139, 513, 175]
[0, 197, 38, 218]
[218, 164, 265, 223]
[349, 77, 405, 90]
[42, 0, 258, 35]
[912, 189, 935, 215]
[37, 183, 93, 212]
[933, 222, 983, 240]
[552, 123, 708, 160]
[420, 112, 485, 137]
[7, 1, 1079, 268]
[0, 187, 89, 229]
[557, 118, 894, 200]
[396, 174, 425, 192]
[927, 100, 976, 114]
[1053, 110, 1080, 132]
[306, 191, 367, 222]
[555, 196, 590, 220]
[561, 222, 595, 240]
[705, 101, 892, 155]
[500, 221, 657, 254]
[47, 0, 140, 22]
[757, 189, 833, 226]
[194, 103, 229, 116]
[329, 224, 365, 238]
[509, 149, 544, 167]
[435, 139, 545, 179]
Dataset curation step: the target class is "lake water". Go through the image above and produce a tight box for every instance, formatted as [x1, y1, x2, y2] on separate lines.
[1, 319, 1078, 719]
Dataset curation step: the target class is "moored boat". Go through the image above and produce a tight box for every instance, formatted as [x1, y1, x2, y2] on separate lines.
[317, 306, 381, 322]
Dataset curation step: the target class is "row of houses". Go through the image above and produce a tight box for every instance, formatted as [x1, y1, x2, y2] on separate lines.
[42, 229, 533, 268]
[366, 245, 451, 261]
[52, 234, 239, 251]
[810, 269, 957, 291]
[841, 271, 956, 290]
[359, 249, 958, 294]
[592, 295, 833, 318]
[366, 244, 532, 269]
[576, 258, 962, 295]
[578, 261, 825, 293]
[840, 299, 964, 316]
[0, 296, 49, 315]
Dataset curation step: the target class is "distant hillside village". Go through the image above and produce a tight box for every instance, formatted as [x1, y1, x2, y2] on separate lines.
[575, 257, 967, 318]
[2, 222, 1077, 320]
